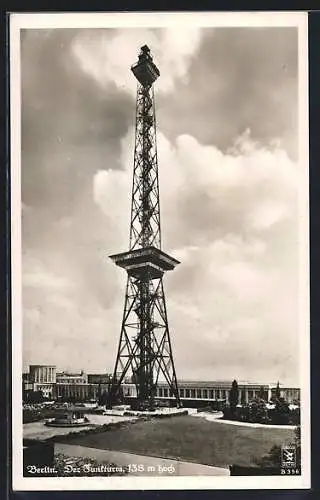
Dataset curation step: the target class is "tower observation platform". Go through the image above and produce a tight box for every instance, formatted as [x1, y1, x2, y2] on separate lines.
[108, 45, 182, 409]
[109, 247, 180, 280]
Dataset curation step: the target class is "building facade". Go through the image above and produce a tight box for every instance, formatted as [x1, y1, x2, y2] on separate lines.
[122, 381, 300, 406]
[29, 365, 56, 384]
[87, 373, 112, 384]
[56, 371, 88, 384]
[54, 383, 110, 401]
[26, 365, 57, 399]
[23, 366, 300, 405]
[270, 385, 300, 403]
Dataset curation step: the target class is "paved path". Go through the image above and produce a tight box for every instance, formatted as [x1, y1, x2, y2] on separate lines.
[55, 443, 230, 476]
[24, 415, 136, 441]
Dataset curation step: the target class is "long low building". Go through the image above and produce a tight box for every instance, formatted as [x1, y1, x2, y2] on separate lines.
[50, 380, 300, 406]
[122, 381, 300, 406]
[54, 382, 110, 401]
[23, 366, 300, 405]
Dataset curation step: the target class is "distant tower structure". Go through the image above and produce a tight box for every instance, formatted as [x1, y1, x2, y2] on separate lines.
[108, 45, 181, 409]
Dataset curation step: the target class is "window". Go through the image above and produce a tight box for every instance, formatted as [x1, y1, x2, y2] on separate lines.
[186, 389, 190, 398]
[203, 389, 208, 399]
[197, 389, 202, 399]
[209, 390, 214, 399]
[163, 388, 168, 397]
[179, 388, 185, 398]
[158, 388, 163, 397]
[216, 390, 220, 399]
[191, 389, 196, 398]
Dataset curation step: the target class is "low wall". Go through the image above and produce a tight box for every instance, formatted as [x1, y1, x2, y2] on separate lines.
[23, 439, 54, 476]
[55, 443, 230, 477]
[229, 465, 280, 476]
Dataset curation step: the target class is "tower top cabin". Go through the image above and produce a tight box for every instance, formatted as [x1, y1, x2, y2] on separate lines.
[131, 45, 160, 87]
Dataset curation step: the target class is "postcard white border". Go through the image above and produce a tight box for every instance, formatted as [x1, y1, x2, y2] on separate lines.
[10, 11, 310, 491]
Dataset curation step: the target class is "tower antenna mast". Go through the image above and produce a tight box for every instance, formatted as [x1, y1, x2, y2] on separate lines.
[108, 45, 181, 409]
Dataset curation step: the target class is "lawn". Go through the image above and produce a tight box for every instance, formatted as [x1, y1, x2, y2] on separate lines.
[59, 415, 295, 468]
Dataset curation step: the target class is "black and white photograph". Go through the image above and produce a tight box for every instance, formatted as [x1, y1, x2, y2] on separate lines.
[10, 12, 310, 491]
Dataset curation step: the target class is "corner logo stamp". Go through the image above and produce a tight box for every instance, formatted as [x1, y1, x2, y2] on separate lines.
[281, 446, 297, 469]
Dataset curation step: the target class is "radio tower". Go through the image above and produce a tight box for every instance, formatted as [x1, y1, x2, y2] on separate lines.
[108, 45, 181, 409]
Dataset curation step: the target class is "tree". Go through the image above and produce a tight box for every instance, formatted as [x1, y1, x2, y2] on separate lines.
[88, 385, 94, 401]
[273, 398, 290, 425]
[97, 383, 102, 401]
[270, 381, 281, 402]
[98, 390, 109, 406]
[294, 425, 301, 447]
[26, 390, 44, 404]
[117, 386, 124, 404]
[255, 444, 281, 469]
[258, 385, 266, 400]
[249, 399, 268, 423]
[294, 425, 301, 468]
[229, 380, 239, 418]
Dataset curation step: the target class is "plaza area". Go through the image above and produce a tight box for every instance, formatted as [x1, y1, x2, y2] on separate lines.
[57, 414, 295, 469]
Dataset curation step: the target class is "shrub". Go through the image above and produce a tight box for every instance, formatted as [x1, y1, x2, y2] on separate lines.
[248, 399, 268, 424]
[255, 444, 281, 470]
[222, 397, 299, 426]
[270, 398, 290, 425]
[289, 407, 300, 426]
[228, 380, 239, 417]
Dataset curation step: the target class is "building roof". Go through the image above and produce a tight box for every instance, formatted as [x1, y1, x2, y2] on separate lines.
[174, 380, 268, 388]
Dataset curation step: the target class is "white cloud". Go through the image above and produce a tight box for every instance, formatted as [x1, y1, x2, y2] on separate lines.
[250, 200, 290, 229]
[23, 256, 74, 291]
[70, 28, 202, 94]
[92, 129, 300, 384]
[21, 27, 302, 384]
[23, 127, 300, 383]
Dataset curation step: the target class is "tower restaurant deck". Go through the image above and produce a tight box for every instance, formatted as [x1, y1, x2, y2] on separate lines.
[109, 246, 180, 280]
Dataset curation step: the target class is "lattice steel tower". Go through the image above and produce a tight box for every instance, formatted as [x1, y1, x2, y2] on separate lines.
[108, 45, 181, 409]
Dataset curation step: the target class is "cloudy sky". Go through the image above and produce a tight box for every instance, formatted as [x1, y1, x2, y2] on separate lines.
[21, 26, 302, 385]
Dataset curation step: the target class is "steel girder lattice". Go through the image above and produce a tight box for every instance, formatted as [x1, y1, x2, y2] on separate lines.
[108, 46, 181, 408]
[130, 84, 161, 250]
